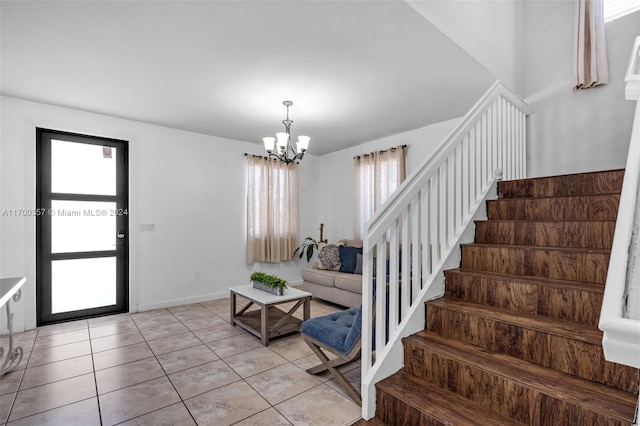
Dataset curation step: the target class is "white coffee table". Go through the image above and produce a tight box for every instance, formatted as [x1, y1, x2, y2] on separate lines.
[230, 285, 312, 346]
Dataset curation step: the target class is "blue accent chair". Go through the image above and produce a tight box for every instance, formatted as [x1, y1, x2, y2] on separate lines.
[301, 306, 362, 405]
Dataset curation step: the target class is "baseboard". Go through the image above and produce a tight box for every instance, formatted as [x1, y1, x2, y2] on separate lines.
[135, 291, 230, 313]
[135, 280, 304, 313]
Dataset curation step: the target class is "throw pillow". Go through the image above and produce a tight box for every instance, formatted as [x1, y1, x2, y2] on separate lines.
[317, 243, 341, 270]
[354, 253, 363, 275]
[337, 239, 363, 248]
[339, 245, 363, 274]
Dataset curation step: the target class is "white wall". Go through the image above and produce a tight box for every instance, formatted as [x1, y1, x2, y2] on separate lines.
[523, 5, 640, 177]
[0, 96, 320, 332]
[407, 1, 639, 178]
[315, 117, 461, 243]
[406, 0, 523, 94]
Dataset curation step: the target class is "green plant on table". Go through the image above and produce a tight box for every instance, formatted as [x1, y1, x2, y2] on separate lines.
[250, 272, 288, 289]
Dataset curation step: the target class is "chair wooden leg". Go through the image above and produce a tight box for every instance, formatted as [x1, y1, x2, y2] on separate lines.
[304, 341, 362, 405]
[306, 355, 353, 375]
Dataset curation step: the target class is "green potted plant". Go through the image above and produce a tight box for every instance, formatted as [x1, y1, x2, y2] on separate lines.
[293, 237, 320, 262]
[250, 272, 288, 296]
[293, 224, 327, 262]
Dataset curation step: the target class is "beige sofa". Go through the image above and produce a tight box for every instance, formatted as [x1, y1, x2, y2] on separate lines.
[301, 240, 363, 308]
[301, 267, 362, 308]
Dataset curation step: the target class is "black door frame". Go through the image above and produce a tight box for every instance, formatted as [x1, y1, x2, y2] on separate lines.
[36, 128, 129, 325]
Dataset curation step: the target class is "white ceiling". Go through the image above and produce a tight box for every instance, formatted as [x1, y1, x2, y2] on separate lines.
[0, 1, 496, 155]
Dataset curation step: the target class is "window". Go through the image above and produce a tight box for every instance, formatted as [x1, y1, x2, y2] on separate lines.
[354, 145, 407, 240]
[246, 156, 298, 263]
[604, 0, 640, 22]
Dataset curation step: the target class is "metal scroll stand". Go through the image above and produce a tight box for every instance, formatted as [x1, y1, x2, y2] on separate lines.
[1, 277, 26, 375]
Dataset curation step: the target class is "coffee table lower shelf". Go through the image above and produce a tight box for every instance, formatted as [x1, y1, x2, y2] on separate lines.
[233, 307, 303, 342]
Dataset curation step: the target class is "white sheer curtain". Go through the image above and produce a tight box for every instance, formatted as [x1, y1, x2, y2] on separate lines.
[574, 0, 609, 90]
[354, 145, 407, 240]
[246, 156, 299, 263]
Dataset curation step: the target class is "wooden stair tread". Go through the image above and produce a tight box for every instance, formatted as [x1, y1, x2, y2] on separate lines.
[473, 220, 617, 249]
[487, 194, 620, 221]
[475, 219, 617, 223]
[460, 244, 610, 284]
[500, 169, 623, 183]
[498, 169, 624, 199]
[349, 418, 386, 426]
[461, 242, 610, 255]
[427, 297, 603, 344]
[405, 331, 637, 421]
[495, 192, 622, 201]
[377, 370, 523, 426]
[445, 268, 605, 294]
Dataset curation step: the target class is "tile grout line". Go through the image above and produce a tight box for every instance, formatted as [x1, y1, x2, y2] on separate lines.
[3, 326, 39, 425]
[106, 302, 268, 425]
[196, 302, 297, 425]
[105, 309, 199, 426]
[175, 303, 259, 424]
[3, 326, 100, 425]
[88, 321, 105, 426]
[116, 303, 256, 423]
[7, 317, 136, 424]
[155, 302, 300, 425]
[143, 307, 200, 426]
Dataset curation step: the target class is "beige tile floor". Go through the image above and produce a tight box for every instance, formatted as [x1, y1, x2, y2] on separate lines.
[0, 297, 363, 426]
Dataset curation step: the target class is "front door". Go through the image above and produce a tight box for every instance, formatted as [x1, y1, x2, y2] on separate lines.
[36, 128, 129, 325]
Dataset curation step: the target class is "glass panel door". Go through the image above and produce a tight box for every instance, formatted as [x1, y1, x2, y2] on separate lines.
[37, 129, 128, 325]
[52, 257, 117, 313]
[51, 140, 117, 195]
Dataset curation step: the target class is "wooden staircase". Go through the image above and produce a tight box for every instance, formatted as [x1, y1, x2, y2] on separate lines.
[363, 170, 639, 425]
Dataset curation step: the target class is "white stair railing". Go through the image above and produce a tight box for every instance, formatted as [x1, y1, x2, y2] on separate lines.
[599, 35, 640, 370]
[360, 81, 530, 419]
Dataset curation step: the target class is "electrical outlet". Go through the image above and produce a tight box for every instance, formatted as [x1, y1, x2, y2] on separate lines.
[194, 270, 201, 279]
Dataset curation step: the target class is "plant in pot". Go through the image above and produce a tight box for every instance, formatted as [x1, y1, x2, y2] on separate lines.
[250, 272, 288, 296]
[293, 237, 320, 262]
[293, 224, 328, 263]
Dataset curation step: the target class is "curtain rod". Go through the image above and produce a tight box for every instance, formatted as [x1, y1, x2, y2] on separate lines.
[244, 153, 275, 160]
[354, 144, 407, 159]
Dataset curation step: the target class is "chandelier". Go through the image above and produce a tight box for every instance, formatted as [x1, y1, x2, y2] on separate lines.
[262, 101, 310, 164]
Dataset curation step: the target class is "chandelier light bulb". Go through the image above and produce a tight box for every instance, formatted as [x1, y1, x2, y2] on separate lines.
[297, 135, 310, 152]
[263, 137, 275, 152]
[276, 132, 289, 150]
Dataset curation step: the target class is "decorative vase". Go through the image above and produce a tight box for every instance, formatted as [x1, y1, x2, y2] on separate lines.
[252, 280, 285, 296]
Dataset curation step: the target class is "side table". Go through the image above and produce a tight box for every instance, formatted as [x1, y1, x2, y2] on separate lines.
[1, 277, 26, 375]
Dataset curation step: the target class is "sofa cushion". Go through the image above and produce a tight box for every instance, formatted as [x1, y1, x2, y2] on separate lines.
[301, 268, 339, 287]
[317, 243, 341, 270]
[334, 273, 362, 294]
[354, 253, 363, 274]
[338, 245, 363, 274]
[337, 239, 363, 248]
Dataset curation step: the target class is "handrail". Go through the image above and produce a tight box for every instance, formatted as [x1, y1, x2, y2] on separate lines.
[366, 82, 529, 246]
[360, 80, 530, 419]
[599, 35, 640, 369]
